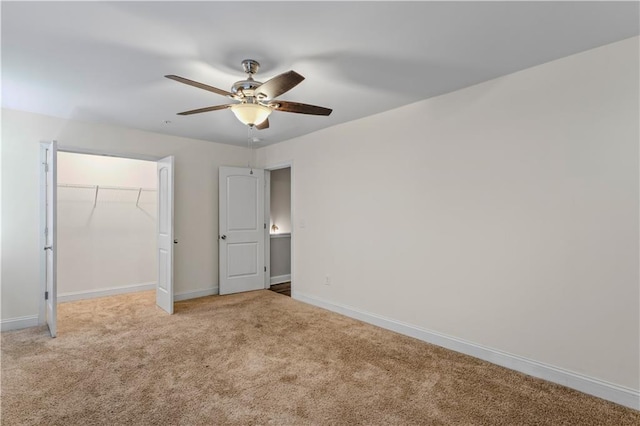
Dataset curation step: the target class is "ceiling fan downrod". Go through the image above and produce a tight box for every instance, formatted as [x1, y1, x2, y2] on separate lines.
[241, 59, 260, 75]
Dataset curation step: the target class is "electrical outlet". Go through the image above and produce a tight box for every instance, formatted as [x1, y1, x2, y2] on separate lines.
[325, 275, 331, 286]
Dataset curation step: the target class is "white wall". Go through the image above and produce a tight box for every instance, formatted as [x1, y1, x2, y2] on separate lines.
[57, 152, 157, 297]
[1, 110, 249, 320]
[270, 235, 291, 282]
[58, 152, 158, 188]
[270, 167, 291, 233]
[258, 36, 639, 395]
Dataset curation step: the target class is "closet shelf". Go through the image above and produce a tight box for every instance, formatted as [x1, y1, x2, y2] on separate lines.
[57, 183, 157, 207]
[58, 183, 156, 191]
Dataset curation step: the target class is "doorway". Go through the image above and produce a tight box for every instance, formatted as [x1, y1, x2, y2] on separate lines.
[266, 166, 292, 297]
[40, 142, 175, 337]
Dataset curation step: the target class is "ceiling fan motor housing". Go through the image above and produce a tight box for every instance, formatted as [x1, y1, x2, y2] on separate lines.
[233, 59, 263, 98]
[231, 78, 263, 98]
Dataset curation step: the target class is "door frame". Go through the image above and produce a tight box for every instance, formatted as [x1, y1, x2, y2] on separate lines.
[263, 161, 294, 294]
[39, 142, 49, 325]
[39, 141, 57, 335]
[39, 144, 174, 328]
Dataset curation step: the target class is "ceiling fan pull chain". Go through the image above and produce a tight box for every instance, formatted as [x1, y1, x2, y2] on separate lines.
[248, 125, 254, 174]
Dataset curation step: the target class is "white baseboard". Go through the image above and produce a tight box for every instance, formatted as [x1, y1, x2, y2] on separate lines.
[270, 274, 291, 285]
[1, 315, 40, 332]
[58, 282, 156, 303]
[292, 291, 640, 411]
[174, 287, 218, 302]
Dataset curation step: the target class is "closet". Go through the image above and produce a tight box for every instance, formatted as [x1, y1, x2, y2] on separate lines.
[57, 152, 158, 302]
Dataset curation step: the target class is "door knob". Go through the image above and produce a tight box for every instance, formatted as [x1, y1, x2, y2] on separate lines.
[44, 246, 52, 251]
[174, 239, 178, 244]
[220, 235, 227, 240]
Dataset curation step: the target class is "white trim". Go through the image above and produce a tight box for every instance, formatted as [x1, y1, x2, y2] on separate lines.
[270, 274, 291, 285]
[1, 315, 40, 332]
[174, 287, 218, 302]
[270, 233, 291, 239]
[292, 291, 640, 411]
[264, 161, 293, 172]
[58, 282, 156, 303]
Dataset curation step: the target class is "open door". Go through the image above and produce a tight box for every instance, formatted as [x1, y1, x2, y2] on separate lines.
[156, 156, 174, 313]
[41, 141, 57, 337]
[219, 166, 265, 295]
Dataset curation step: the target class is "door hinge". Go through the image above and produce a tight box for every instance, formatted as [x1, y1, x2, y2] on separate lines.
[43, 162, 49, 172]
[264, 266, 267, 272]
[45, 291, 49, 300]
[44, 227, 48, 236]
[264, 223, 266, 229]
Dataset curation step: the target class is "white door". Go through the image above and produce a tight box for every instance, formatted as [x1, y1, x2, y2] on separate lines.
[156, 156, 174, 313]
[219, 167, 265, 295]
[41, 141, 57, 337]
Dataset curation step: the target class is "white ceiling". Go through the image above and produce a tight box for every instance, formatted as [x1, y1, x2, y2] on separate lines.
[2, 1, 638, 147]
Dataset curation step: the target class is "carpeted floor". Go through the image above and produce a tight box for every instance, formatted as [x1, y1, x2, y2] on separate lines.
[1, 290, 638, 425]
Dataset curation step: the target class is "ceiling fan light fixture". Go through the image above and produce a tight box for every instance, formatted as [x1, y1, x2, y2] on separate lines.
[167, 60, 332, 129]
[230, 103, 272, 126]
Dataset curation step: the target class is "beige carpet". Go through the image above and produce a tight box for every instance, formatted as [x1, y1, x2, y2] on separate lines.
[1, 290, 638, 425]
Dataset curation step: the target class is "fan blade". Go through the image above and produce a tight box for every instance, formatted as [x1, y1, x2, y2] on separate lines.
[254, 71, 304, 100]
[256, 118, 269, 130]
[176, 104, 233, 115]
[165, 75, 232, 97]
[270, 100, 332, 116]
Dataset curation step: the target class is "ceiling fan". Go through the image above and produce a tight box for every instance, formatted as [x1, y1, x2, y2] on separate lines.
[166, 59, 332, 130]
